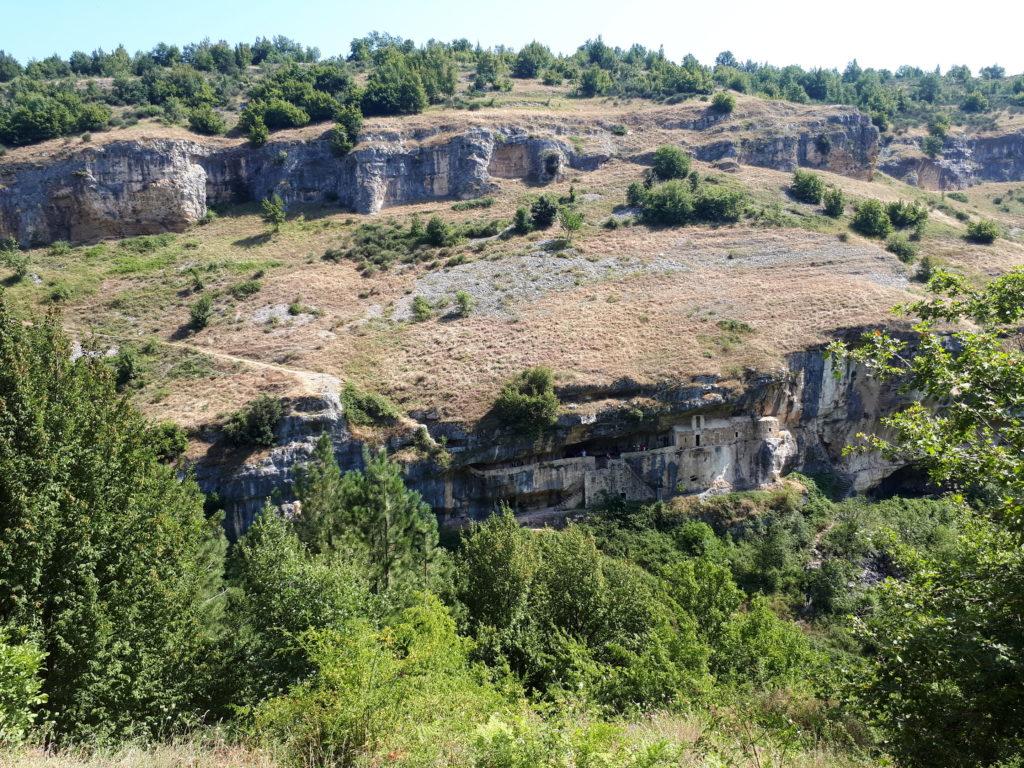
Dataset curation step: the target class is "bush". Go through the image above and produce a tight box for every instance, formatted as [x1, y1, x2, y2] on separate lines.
[223, 394, 284, 448]
[148, 421, 189, 463]
[0, 629, 46, 745]
[411, 295, 433, 322]
[822, 185, 845, 217]
[189, 294, 213, 330]
[186, 105, 226, 135]
[626, 181, 648, 208]
[922, 135, 944, 158]
[248, 116, 269, 147]
[229, 279, 262, 300]
[0, 249, 29, 281]
[640, 180, 694, 225]
[558, 207, 584, 240]
[886, 199, 929, 228]
[610, 123, 628, 136]
[261, 193, 286, 233]
[710, 91, 736, 114]
[693, 185, 746, 222]
[452, 197, 495, 211]
[530, 196, 558, 229]
[340, 382, 399, 427]
[886, 234, 918, 262]
[652, 145, 692, 181]
[361, 51, 428, 116]
[791, 169, 825, 204]
[454, 290, 476, 317]
[512, 207, 531, 234]
[493, 366, 560, 436]
[850, 199, 893, 238]
[966, 219, 1000, 244]
[425, 216, 453, 247]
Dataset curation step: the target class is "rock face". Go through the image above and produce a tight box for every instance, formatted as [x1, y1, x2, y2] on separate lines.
[196, 347, 907, 539]
[878, 131, 1024, 189]
[0, 128, 587, 247]
[692, 109, 879, 179]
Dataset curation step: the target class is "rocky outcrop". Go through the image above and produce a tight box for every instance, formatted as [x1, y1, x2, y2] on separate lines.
[0, 128, 590, 247]
[879, 130, 1024, 189]
[196, 346, 908, 539]
[692, 109, 879, 179]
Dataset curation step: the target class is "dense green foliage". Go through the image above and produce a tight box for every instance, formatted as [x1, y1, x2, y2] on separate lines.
[966, 218, 1000, 243]
[493, 366, 560, 436]
[651, 145, 692, 181]
[1, 32, 1021, 149]
[636, 179, 747, 226]
[791, 169, 825, 203]
[0, 295, 225, 741]
[223, 394, 284, 447]
[850, 198, 894, 237]
[829, 268, 1024, 766]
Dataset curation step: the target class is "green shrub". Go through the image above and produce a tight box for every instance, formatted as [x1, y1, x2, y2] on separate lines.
[693, 185, 746, 222]
[640, 180, 694, 225]
[189, 294, 213, 330]
[228, 279, 262, 300]
[791, 169, 825, 204]
[454, 290, 476, 317]
[961, 90, 989, 113]
[886, 234, 918, 262]
[626, 181, 647, 208]
[850, 199, 893, 237]
[493, 366, 560, 436]
[966, 219, 1000, 243]
[710, 91, 736, 114]
[425, 216, 453, 247]
[886, 199, 929, 228]
[340, 382, 399, 427]
[947, 191, 969, 203]
[652, 145, 692, 181]
[147, 421, 189, 463]
[512, 207, 531, 234]
[922, 135, 944, 158]
[558, 207, 584, 240]
[48, 240, 71, 256]
[411, 295, 433, 322]
[361, 51, 428, 116]
[187, 104, 226, 135]
[452, 196, 495, 211]
[248, 116, 269, 147]
[0, 629, 46, 745]
[610, 123, 628, 136]
[0, 249, 29, 281]
[822, 185, 845, 217]
[261, 193, 286, 233]
[111, 345, 141, 390]
[530, 196, 558, 229]
[223, 394, 283, 448]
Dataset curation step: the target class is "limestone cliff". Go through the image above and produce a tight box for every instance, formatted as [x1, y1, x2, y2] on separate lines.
[0, 105, 883, 248]
[0, 128, 586, 247]
[879, 130, 1024, 189]
[195, 347, 907, 539]
[691, 109, 879, 179]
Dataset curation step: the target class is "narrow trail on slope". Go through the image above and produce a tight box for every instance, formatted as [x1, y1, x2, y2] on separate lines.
[161, 339, 342, 397]
[66, 326, 341, 397]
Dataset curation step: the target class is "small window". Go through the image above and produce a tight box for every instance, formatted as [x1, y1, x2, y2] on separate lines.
[695, 434, 701, 447]
[690, 475, 698, 483]
[735, 431, 739, 438]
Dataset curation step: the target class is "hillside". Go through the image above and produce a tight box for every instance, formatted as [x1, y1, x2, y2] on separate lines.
[4, 26, 1024, 768]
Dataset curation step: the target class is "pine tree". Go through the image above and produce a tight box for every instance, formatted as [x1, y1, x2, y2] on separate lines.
[0, 294, 226, 741]
[293, 441, 438, 592]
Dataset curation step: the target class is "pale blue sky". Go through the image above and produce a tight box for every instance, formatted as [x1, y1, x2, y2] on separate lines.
[3, 0, 1023, 73]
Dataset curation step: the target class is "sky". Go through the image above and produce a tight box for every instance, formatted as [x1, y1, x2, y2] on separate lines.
[3, 0, 1023, 74]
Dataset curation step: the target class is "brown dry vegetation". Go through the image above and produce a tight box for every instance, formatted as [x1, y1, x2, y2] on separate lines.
[3, 96, 1023, 432]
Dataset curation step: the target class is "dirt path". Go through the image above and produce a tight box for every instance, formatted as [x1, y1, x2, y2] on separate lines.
[161, 339, 342, 397]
